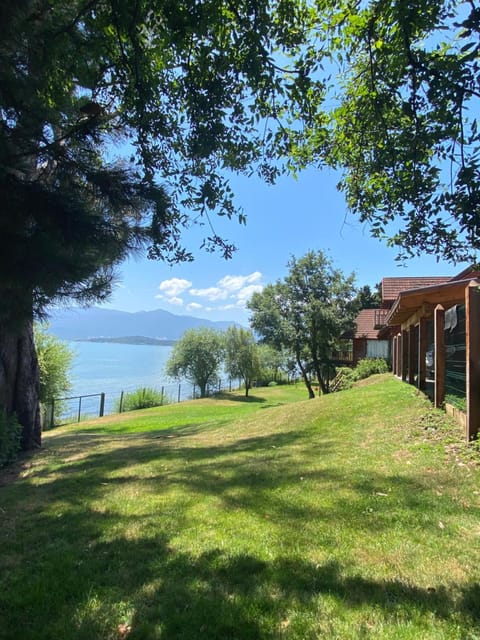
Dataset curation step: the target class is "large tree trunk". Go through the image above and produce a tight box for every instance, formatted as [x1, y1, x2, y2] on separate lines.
[296, 352, 315, 399]
[0, 319, 41, 450]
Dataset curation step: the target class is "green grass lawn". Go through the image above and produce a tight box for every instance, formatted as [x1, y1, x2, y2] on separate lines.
[1, 376, 479, 640]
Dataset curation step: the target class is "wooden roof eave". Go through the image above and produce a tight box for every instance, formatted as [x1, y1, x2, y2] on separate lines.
[386, 279, 480, 327]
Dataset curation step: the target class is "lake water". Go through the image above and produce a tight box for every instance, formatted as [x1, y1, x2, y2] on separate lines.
[61, 341, 230, 420]
[69, 341, 175, 397]
[61, 341, 181, 418]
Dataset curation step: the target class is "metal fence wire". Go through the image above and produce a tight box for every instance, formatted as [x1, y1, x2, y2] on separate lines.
[444, 304, 466, 401]
[43, 378, 239, 428]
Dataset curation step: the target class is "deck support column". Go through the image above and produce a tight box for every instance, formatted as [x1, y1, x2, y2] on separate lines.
[466, 283, 480, 441]
[418, 318, 427, 391]
[401, 329, 408, 381]
[434, 305, 445, 409]
[396, 333, 402, 377]
[408, 326, 416, 385]
[392, 335, 397, 375]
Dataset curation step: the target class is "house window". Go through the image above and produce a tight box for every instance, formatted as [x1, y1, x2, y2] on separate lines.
[366, 340, 389, 359]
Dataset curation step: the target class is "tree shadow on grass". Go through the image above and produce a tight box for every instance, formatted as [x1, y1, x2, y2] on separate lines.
[213, 392, 267, 404]
[1, 507, 478, 640]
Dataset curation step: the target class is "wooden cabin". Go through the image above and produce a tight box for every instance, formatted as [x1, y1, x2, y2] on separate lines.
[385, 267, 480, 441]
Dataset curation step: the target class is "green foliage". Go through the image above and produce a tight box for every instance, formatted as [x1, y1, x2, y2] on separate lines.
[288, 0, 480, 262]
[0, 1, 322, 327]
[444, 394, 467, 413]
[165, 328, 224, 398]
[34, 324, 74, 425]
[224, 326, 260, 397]
[352, 358, 389, 381]
[331, 367, 355, 391]
[249, 250, 356, 397]
[257, 344, 295, 384]
[116, 388, 166, 412]
[350, 283, 382, 313]
[0, 410, 21, 468]
[35, 324, 74, 404]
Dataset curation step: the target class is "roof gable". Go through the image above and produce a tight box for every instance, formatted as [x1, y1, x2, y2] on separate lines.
[353, 309, 381, 339]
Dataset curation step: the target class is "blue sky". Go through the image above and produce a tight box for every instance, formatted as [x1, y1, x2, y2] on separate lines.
[102, 165, 471, 325]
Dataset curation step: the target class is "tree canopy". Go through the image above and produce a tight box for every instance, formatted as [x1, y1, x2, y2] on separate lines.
[224, 326, 260, 396]
[0, 0, 322, 326]
[248, 251, 356, 397]
[0, 0, 320, 449]
[288, 0, 480, 262]
[164, 327, 224, 398]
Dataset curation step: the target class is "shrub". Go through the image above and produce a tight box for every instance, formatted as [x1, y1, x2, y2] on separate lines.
[0, 411, 22, 468]
[116, 387, 166, 412]
[352, 358, 389, 381]
[445, 394, 467, 413]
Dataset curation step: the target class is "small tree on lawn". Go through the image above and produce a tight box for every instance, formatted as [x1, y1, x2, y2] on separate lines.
[224, 326, 260, 397]
[249, 251, 356, 398]
[165, 328, 224, 399]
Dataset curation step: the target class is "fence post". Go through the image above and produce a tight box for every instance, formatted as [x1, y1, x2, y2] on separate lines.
[99, 393, 105, 417]
[229, 378, 232, 392]
[50, 399, 55, 428]
[193, 384, 196, 399]
[119, 391, 124, 413]
[161, 386, 164, 406]
[178, 384, 181, 403]
[77, 396, 82, 423]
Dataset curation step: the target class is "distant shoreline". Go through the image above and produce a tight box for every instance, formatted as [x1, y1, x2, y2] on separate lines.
[75, 336, 176, 346]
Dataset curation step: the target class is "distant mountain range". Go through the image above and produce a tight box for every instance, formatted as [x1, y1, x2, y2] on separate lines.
[47, 307, 239, 341]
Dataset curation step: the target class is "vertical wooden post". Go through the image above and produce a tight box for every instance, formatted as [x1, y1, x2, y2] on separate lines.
[77, 396, 82, 423]
[160, 386, 164, 406]
[466, 282, 480, 441]
[434, 305, 445, 409]
[418, 318, 427, 391]
[408, 327, 416, 385]
[119, 391, 124, 413]
[99, 392, 105, 417]
[178, 384, 181, 403]
[401, 329, 408, 381]
[392, 336, 397, 375]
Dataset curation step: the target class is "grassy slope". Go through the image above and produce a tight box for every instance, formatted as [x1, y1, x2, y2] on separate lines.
[0, 376, 479, 640]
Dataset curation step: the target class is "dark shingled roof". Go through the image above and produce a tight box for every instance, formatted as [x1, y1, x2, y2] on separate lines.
[353, 309, 381, 339]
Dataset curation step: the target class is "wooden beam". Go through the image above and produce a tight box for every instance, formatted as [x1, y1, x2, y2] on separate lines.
[401, 329, 408, 381]
[396, 333, 402, 377]
[390, 279, 479, 326]
[434, 305, 445, 409]
[400, 303, 435, 330]
[392, 335, 398, 376]
[408, 326, 416, 385]
[418, 317, 427, 391]
[466, 283, 480, 441]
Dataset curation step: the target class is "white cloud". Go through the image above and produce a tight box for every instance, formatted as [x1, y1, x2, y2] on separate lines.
[167, 296, 183, 306]
[189, 286, 228, 301]
[158, 278, 192, 297]
[186, 302, 203, 312]
[218, 272, 262, 292]
[235, 284, 264, 306]
[154, 272, 264, 317]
